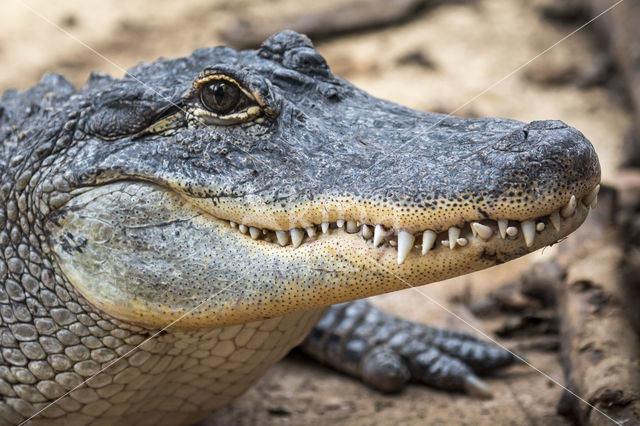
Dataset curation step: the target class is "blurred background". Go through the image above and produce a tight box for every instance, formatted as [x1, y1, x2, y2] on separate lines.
[2, 0, 639, 424]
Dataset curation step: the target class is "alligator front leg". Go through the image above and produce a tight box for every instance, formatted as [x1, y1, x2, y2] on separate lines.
[300, 300, 517, 398]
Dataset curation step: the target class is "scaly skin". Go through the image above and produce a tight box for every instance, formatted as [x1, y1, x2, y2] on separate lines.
[0, 31, 600, 425]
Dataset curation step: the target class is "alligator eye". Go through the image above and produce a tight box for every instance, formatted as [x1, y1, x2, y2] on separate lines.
[200, 80, 242, 114]
[190, 72, 272, 126]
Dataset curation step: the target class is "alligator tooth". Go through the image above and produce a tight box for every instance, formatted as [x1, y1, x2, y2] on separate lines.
[590, 196, 598, 209]
[239, 224, 248, 234]
[521, 220, 535, 247]
[560, 195, 576, 218]
[498, 219, 508, 239]
[321, 222, 329, 233]
[550, 210, 561, 232]
[230, 222, 237, 228]
[422, 230, 436, 254]
[305, 226, 316, 238]
[506, 226, 518, 237]
[583, 184, 600, 207]
[471, 222, 493, 240]
[397, 231, 415, 264]
[249, 227, 261, 240]
[457, 237, 468, 247]
[374, 224, 386, 246]
[536, 222, 545, 232]
[361, 224, 373, 239]
[346, 220, 359, 233]
[290, 229, 304, 248]
[336, 219, 345, 228]
[276, 230, 290, 246]
[448, 227, 460, 249]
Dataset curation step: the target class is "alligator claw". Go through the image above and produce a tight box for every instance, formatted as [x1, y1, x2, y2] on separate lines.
[464, 375, 493, 399]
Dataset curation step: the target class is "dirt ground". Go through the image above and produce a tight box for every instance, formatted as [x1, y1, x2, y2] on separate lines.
[0, 0, 631, 424]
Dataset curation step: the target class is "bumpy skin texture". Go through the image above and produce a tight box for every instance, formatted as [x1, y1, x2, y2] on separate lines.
[301, 301, 516, 395]
[0, 31, 600, 425]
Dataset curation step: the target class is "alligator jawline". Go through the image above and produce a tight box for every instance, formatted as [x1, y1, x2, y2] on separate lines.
[207, 185, 599, 265]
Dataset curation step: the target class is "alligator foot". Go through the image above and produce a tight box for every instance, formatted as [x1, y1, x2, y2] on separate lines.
[300, 300, 518, 398]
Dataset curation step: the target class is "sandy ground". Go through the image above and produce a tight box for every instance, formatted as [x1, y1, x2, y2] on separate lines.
[0, 0, 631, 424]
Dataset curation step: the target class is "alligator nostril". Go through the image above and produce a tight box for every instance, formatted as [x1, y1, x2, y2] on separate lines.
[494, 128, 527, 152]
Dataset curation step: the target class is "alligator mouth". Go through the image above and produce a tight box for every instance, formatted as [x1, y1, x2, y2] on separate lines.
[46, 180, 599, 329]
[214, 185, 600, 264]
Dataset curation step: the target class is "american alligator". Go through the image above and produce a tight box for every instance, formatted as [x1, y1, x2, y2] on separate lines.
[0, 31, 600, 425]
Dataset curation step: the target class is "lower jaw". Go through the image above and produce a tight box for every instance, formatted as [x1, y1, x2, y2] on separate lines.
[49, 180, 592, 330]
[165, 201, 590, 328]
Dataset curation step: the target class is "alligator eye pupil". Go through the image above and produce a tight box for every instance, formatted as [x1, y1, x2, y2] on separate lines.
[213, 85, 225, 104]
[201, 81, 241, 113]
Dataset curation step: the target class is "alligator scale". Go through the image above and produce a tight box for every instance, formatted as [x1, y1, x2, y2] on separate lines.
[0, 31, 600, 425]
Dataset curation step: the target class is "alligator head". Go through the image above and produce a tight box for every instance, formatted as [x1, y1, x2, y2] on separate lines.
[33, 31, 600, 329]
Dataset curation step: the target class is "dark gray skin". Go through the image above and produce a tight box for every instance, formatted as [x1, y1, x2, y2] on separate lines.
[0, 31, 600, 424]
[301, 301, 516, 394]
